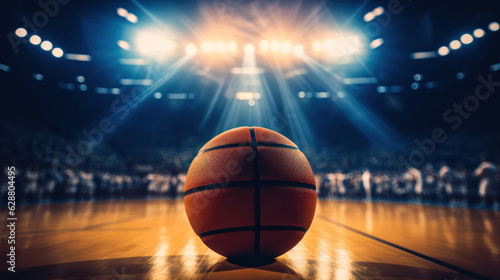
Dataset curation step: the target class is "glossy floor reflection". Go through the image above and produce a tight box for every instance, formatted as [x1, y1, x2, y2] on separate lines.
[0, 200, 498, 279]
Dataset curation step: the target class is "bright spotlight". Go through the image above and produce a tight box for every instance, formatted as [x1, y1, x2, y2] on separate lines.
[293, 45, 304, 55]
[136, 30, 175, 57]
[345, 35, 363, 53]
[117, 8, 128, 17]
[323, 38, 334, 51]
[41, 40, 53, 51]
[244, 44, 255, 54]
[248, 100, 256, 106]
[217, 41, 227, 53]
[154, 92, 162, 99]
[369, 38, 384, 49]
[236, 92, 245, 100]
[186, 44, 197, 55]
[298, 91, 305, 98]
[489, 22, 500, 32]
[373, 6, 384, 16]
[312, 41, 322, 52]
[460, 34, 473, 44]
[76, 76, 85, 83]
[364, 12, 375, 22]
[228, 41, 237, 52]
[126, 13, 138, 24]
[117, 40, 131, 50]
[15, 27, 27, 37]
[260, 40, 269, 51]
[473, 28, 485, 38]
[438, 46, 450, 56]
[29, 35, 41, 45]
[280, 41, 291, 53]
[52, 47, 63, 58]
[201, 41, 215, 53]
[414, 74, 422, 81]
[270, 41, 279, 52]
[449, 40, 461, 50]
[245, 92, 253, 100]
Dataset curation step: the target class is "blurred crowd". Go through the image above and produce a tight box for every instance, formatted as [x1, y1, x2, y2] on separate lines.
[0, 167, 186, 203]
[1, 159, 498, 209]
[0, 123, 499, 209]
[315, 161, 499, 208]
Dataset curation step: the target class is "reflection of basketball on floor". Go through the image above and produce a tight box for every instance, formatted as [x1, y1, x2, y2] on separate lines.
[184, 126, 317, 259]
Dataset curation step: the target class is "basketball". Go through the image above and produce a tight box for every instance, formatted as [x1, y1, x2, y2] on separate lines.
[184, 126, 317, 259]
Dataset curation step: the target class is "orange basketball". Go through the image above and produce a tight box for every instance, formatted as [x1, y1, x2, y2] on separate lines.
[184, 127, 317, 259]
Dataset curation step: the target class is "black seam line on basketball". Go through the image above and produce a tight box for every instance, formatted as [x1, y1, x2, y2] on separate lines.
[316, 215, 490, 280]
[250, 127, 261, 256]
[183, 180, 316, 196]
[198, 226, 307, 238]
[198, 142, 299, 154]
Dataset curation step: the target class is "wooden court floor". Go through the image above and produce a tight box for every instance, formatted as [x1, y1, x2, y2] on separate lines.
[1, 200, 499, 279]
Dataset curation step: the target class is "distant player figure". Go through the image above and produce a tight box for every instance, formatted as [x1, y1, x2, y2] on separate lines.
[438, 163, 453, 203]
[362, 169, 371, 200]
[452, 165, 468, 205]
[406, 167, 423, 201]
[328, 171, 346, 199]
[318, 174, 332, 199]
[474, 156, 499, 208]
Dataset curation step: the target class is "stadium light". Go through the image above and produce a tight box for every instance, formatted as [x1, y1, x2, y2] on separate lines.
[270, 41, 279, 52]
[244, 44, 255, 54]
[280, 41, 292, 53]
[373, 6, 384, 16]
[117, 40, 131, 50]
[228, 41, 237, 52]
[460, 34, 473, 44]
[135, 30, 175, 57]
[52, 48, 64, 58]
[438, 46, 450, 56]
[473, 28, 485, 38]
[29, 35, 41, 45]
[186, 44, 197, 55]
[217, 41, 227, 53]
[312, 41, 322, 52]
[201, 41, 215, 53]
[126, 13, 138, 24]
[40, 40, 53, 51]
[260, 40, 269, 51]
[323, 39, 334, 51]
[369, 38, 384, 49]
[363, 12, 375, 22]
[15, 27, 27, 37]
[489, 22, 499, 32]
[449, 40, 461, 50]
[293, 45, 304, 55]
[117, 8, 128, 17]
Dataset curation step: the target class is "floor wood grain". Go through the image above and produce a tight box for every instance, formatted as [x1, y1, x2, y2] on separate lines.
[1, 200, 498, 279]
